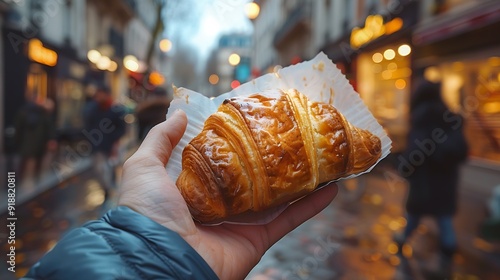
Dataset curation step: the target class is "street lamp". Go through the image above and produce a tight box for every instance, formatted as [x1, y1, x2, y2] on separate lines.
[228, 53, 241, 66]
[209, 74, 219, 85]
[124, 55, 140, 72]
[96, 56, 111, 70]
[245, 2, 260, 20]
[398, 44, 411, 56]
[87, 49, 101, 63]
[159, 38, 172, 53]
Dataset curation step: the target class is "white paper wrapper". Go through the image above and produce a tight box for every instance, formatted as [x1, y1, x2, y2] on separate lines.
[165, 52, 392, 225]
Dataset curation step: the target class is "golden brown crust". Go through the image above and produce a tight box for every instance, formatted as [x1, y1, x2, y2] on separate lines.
[176, 89, 381, 223]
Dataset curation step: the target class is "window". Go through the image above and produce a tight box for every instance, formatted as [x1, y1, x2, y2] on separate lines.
[26, 64, 47, 103]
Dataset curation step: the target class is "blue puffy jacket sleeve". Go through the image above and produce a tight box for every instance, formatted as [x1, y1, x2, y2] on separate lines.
[23, 206, 219, 280]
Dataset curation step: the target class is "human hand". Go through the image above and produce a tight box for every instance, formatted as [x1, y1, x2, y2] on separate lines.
[118, 110, 338, 279]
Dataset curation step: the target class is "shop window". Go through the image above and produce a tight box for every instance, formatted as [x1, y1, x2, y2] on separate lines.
[26, 64, 47, 103]
[57, 80, 85, 130]
[357, 44, 412, 153]
[439, 57, 500, 162]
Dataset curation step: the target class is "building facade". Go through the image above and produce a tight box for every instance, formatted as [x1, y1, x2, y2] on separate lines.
[414, 0, 500, 165]
[1, 0, 163, 155]
[251, 0, 282, 74]
[206, 33, 252, 96]
[412, 0, 500, 243]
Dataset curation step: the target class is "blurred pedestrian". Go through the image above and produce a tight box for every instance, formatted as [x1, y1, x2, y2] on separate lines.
[24, 110, 339, 279]
[83, 84, 126, 202]
[397, 77, 468, 271]
[15, 98, 56, 183]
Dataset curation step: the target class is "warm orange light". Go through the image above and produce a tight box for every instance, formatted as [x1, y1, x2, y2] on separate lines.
[107, 61, 118, 72]
[383, 49, 396, 60]
[87, 49, 101, 63]
[395, 79, 406, 89]
[402, 244, 413, 258]
[159, 39, 172, 52]
[350, 15, 385, 49]
[28, 39, 58, 66]
[149, 71, 165, 86]
[372, 52, 383, 63]
[385, 17, 403, 35]
[245, 2, 260, 20]
[387, 243, 399, 254]
[488, 57, 500, 66]
[350, 15, 403, 49]
[96, 56, 111, 70]
[209, 74, 219, 85]
[230, 80, 240, 89]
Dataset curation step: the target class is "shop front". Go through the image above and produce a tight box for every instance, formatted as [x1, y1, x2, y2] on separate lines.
[413, 0, 500, 249]
[413, 0, 500, 166]
[2, 32, 58, 154]
[357, 41, 413, 153]
[322, 0, 418, 154]
[55, 54, 88, 142]
[351, 9, 417, 154]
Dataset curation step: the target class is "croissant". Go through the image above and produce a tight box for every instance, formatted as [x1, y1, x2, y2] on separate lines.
[176, 88, 381, 223]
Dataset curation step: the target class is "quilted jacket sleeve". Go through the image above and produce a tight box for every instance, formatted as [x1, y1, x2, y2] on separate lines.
[23, 206, 219, 280]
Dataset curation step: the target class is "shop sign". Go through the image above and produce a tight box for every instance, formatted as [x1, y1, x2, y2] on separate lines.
[350, 15, 403, 49]
[28, 39, 58, 67]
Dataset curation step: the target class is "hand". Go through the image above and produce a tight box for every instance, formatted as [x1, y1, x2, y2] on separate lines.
[118, 110, 338, 279]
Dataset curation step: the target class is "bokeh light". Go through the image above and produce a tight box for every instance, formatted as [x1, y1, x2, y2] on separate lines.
[397, 44, 411, 56]
[159, 38, 172, 52]
[228, 53, 241, 66]
[383, 49, 396, 60]
[372, 52, 383, 63]
[245, 2, 260, 20]
[209, 74, 219, 85]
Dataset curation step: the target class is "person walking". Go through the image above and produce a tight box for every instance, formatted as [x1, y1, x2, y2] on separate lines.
[398, 77, 468, 274]
[83, 84, 126, 202]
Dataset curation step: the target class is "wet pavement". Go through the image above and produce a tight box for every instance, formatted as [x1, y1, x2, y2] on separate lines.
[247, 165, 500, 280]
[1, 161, 499, 279]
[0, 167, 115, 280]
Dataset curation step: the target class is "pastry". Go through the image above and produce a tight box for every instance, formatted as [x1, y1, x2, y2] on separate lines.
[176, 88, 381, 222]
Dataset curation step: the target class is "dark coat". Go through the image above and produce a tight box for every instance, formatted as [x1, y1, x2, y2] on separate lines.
[401, 81, 468, 216]
[25, 206, 219, 279]
[83, 100, 126, 156]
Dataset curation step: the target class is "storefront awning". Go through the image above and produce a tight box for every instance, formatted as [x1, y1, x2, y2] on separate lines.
[413, 1, 500, 45]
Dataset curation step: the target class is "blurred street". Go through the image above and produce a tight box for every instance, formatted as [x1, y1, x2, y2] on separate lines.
[0, 161, 117, 279]
[247, 161, 500, 280]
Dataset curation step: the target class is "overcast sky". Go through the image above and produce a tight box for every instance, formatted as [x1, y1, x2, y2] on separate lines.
[163, 0, 253, 70]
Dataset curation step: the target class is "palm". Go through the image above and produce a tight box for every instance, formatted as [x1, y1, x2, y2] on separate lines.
[119, 110, 337, 279]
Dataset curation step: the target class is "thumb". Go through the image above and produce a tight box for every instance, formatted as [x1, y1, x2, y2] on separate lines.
[138, 110, 188, 165]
